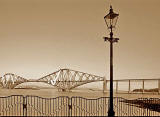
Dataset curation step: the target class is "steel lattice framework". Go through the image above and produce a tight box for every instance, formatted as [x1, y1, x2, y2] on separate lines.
[0, 69, 104, 90]
[0, 73, 28, 89]
[37, 69, 104, 91]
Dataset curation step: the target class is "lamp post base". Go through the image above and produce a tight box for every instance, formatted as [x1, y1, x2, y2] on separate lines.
[108, 108, 115, 117]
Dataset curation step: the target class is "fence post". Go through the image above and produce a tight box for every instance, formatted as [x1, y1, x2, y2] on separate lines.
[23, 96, 27, 116]
[147, 98, 149, 116]
[68, 97, 72, 116]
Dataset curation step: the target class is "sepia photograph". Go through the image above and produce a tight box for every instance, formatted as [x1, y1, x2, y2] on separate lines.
[0, 0, 160, 116]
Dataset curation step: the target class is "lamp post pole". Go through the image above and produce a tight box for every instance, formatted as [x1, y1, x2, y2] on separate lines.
[108, 25, 115, 117]
[103, 6, 119, 117]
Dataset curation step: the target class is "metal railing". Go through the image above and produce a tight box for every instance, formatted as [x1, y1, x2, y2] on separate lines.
[0, 95, 159, 116]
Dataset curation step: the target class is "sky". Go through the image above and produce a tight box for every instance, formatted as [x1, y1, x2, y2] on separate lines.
[0, 0, 160, 80]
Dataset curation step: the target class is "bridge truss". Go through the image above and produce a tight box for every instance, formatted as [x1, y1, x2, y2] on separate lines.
[0, 69, 104, 90]
[0, 73, 28, 89]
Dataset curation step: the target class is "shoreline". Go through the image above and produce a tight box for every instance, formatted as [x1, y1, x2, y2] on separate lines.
[0, 88, 160, 99]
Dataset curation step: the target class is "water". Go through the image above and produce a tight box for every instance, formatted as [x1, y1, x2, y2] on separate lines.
[0, 81, 160, 99]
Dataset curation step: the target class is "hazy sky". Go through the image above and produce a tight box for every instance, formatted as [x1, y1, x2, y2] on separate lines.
[0, 0, 160, 80]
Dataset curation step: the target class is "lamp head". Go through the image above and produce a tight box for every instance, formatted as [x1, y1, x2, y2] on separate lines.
[104, 6, 119, 29]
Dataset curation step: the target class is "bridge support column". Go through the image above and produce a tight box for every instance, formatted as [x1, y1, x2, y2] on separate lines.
[116, 81, 118, 93]
[142, 80, 144, 94]
[103, 77, 107, 93]
[128, 80, 131, 93]
[158, 80, 160, 94]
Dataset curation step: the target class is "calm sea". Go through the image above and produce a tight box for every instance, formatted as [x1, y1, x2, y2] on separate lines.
[0, 81, 160, 99]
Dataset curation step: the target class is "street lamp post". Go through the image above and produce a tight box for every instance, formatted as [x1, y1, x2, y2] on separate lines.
[103, 6, 119, 117]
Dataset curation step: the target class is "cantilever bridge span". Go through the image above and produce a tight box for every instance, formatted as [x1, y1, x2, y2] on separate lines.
[0, 69, 106, 91]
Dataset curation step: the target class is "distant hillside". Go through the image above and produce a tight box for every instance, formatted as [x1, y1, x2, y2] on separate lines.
[15, 82, 55, 89]
[133, 88, 159, 92]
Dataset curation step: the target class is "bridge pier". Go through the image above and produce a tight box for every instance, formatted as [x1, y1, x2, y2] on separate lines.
[58, 88, 67, 92]
[158, 80, 160, 94]
[142, 80, 144, 94]
[103, 77, 107, 93]
[116, 81, 118, 93]
[128, 80, 131, 93]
